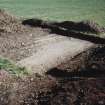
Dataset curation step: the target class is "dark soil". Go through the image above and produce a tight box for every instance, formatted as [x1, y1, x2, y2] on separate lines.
[0, 75, 105, 105]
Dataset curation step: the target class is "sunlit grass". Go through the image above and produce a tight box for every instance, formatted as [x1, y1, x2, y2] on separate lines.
[0, 0, 104, 26]
[0, 57, 29, 77]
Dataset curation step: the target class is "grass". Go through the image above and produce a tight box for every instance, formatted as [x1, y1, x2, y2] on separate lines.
[0, 57, 29, 77]
[0, 0, 105, 26]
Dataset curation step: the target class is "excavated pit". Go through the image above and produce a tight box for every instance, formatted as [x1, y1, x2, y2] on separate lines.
[0, 10, 105, 105]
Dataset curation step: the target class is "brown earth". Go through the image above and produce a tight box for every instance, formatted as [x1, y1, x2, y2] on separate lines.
[0, 9, 105, 105]
[0, 74, 105, 105]
[0, 9, 50, 61]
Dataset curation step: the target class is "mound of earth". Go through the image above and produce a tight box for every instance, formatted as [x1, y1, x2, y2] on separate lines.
[0, 10, 50, 61]
[0, 9, 26, 33]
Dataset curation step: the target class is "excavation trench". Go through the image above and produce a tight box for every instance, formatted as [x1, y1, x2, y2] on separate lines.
[0, 10, 105, 105]
[17, 35, 94, 75]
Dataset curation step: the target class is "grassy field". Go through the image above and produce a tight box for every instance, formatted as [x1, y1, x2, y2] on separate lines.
[0, 0, 105, 26]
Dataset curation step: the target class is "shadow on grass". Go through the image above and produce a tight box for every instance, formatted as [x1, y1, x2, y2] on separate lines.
[22, 19, 105, 44]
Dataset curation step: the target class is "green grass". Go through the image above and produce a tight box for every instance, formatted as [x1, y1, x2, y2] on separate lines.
[0, 0, 105, 26]
[0, 58, 29, 77]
